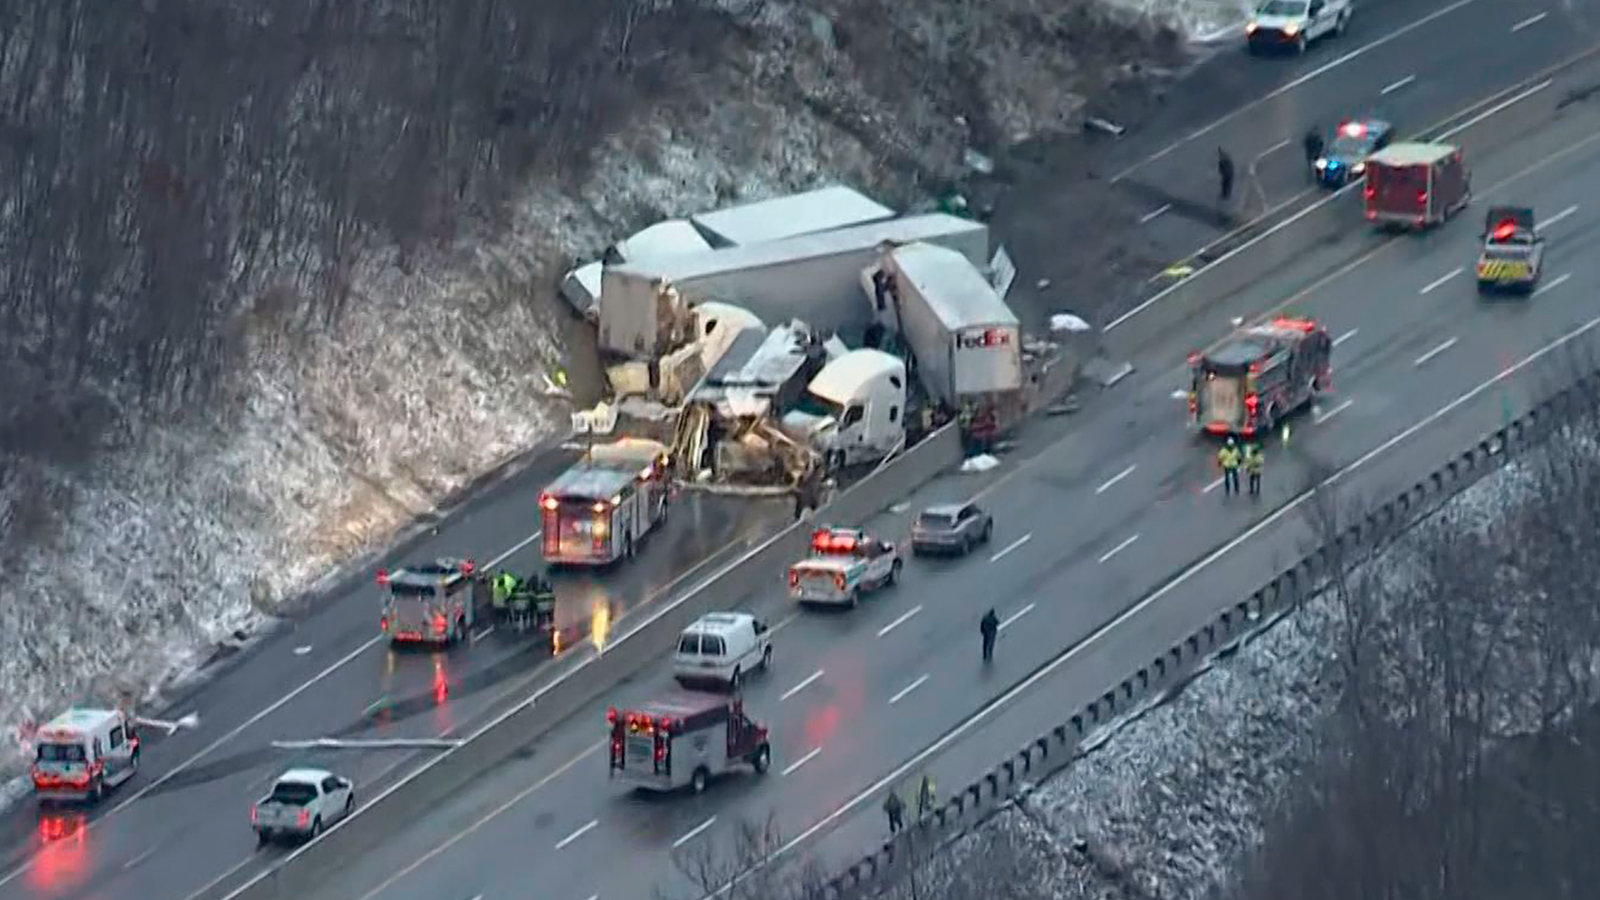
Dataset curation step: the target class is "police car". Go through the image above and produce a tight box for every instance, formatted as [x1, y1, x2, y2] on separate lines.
[1314, 119, 1393, 188]
[1246, 0, 1353, 54]
[1476, 206, 1544, 295]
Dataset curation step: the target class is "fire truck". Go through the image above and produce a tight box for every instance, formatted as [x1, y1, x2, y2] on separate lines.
[607, 692, 771, 794]
[540, 438, 670, 566]
[378, 558, 480, 646]
[1188, 317, 1333, 438]
[788, 526, 902, 608]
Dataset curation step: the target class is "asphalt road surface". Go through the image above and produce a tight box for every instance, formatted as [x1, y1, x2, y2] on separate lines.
[284, 64, 1600, 900]
[0, 444, 789, 900]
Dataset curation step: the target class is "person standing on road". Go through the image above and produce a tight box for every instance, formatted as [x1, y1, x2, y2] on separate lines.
[917, 774, 937, 819]
[1303, 126, 1325, 174]
[1218, 437, 1242, 496]
[1217, 147, 1235, 202]
[884, 790, 905, 834]
[1244, 440, 1265, 497]
[980, 608, 1000, 662]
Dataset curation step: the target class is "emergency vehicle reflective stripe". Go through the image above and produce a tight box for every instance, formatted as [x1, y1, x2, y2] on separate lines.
[1478, 259, 1531, 280]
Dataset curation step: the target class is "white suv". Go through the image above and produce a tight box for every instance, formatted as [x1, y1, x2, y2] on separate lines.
[1246, 0, 1351, 54]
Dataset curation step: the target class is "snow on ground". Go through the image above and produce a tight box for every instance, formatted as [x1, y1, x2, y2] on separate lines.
[890, 435, 1578, 899]
[0, 0, 1193, 795]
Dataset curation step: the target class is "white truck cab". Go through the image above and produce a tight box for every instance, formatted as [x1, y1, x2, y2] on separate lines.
[251, 768, 355, 845]
[31, 708, 141, 804]
[1246, 0, 1351, 53]
[674, 612, 773, 689]
[788, 527, 902, 608]
[782, 350, 907, 469]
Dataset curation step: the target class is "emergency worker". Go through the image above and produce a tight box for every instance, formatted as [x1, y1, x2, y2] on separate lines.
[980, 608, 1000, 662]
[1244, 441, 1265, 496]
[917, 774, 937, 818]
[884, 790, 905, 834]
[492, 570, 518, 619]
[1303, 127, 1324, 170]
[1218, 437, 1242, 496]
[1217, 148, 1235, 202]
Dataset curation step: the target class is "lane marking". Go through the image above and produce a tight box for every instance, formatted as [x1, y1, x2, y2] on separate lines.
[293, 646, 312, 656]
[122, 846, 156, 870]
[1381, 74, 1416, 95]
[1256, 138, 1291, 160]
[1334, 328, 1359, 347]
[1540, 204, 1579, 229]
[488, 529, 544, 568]
[1097, 534, 1141, 564]
[1204, 477, 1224, 494]
[346, 739, 604, 900]
[1314, 399, 1355, 425]
[1421, 267, 1463, 294]
[989, 534, 1032, 563]
[998, 603, 1035, 632]
[783, 747, 823, 776]
[1534, 272, 1571, 296]
[673, 817, 717, 849]
[1109, 0, 1481, 182]
[767, 611, 801, 636]
[1437, 78, 1552, 140]
[183, 854, 253, 900]
[876, 606, 923, 638]
[1139, 204, 1172, 224]
[472, 627, 494, 642]
[1511, 11, 1547, 32]
[1414, 336, 1460, 367]
[733, 313, 1600, 894]
[1096, 465, 1137, 494]
[555, 819, 599, 850]
[781, 670, 824, 701]
[889, 675, 929, 705]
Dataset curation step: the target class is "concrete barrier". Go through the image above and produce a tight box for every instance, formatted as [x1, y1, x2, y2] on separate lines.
[214, 424, 963, 900]
[816, 368, 1600, 900]
[1099, 42, 1600, 366]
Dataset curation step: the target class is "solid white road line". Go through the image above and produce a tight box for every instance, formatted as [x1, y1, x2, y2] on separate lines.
[1420, 267, 1463, 294]
[1414, 337, 1460, 368]
[733, 313, 1600, 898]
[1511, 11, 1547, 32]
[1204, 476, 1224, 494]
[877, 606, 923, 638]
[1314, 399, 1355, 425]
[555, 820, 599, 850]
[1097, 534, 1140, 564]
[1437, 78, 1553, 140]
[781, 670, 824, 701]
[1534, 273, 1571, 296]
[783, 747, 823, 776]
[1539, 204, 1579, 229]
[1096, 465, 1137, 495]
[1139, 204, 1172, 224]
[674, 817, 718, 849]
[998, 603, 1036, 632]
[989, 534, 1032, 563]
[889, 675, 930, 705]
[1334, 328, 1359, 347]
[1381, 74, 1417, 95]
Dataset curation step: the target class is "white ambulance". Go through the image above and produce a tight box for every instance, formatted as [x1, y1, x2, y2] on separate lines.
[31, 708, 141, 804]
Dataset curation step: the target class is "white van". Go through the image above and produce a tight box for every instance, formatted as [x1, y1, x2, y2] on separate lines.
[673, 613, 773, 690]
[31, 708, 141, 804]
[782, 349, 907, 468]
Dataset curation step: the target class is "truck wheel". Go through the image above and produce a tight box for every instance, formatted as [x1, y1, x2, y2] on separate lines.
[752, 744, 771, 775]
[729, 667, 742, 691]
[309, 817, 323, 840]
[849, 589, 861, 609]
[1335, 11, 1348, 35]
[1293, 33, 1307, 53]
[256, 832, 270, 849]
[89, 778, 104, 803]
[345, 795, 355, 816]
[887, 560, 902, 586]
[691, 767, 710, 794]
[981, 520, 993, 543]
[624, 535, 634, 559]
[454, 616, 467, 644]
[761, 645, 772, 670]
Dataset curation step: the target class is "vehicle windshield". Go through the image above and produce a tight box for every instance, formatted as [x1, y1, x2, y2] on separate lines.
[792, 391, 844, 420]
[1257, 0, 1306, 15]
[269, 782, 319, 805]
[36, 742, 85, 763]
[917, 512, 956, 529]
[677, 633, 699, 654]
[1329, 134, 1373, 156]
[1482, 246, 1528, 260]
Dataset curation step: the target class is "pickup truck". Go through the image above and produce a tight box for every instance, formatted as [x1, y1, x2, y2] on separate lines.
[788, 527, 902, 608]
[251, 768, 355, 846]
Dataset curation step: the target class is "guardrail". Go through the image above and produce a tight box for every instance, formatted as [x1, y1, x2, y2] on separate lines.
[214, 423, 964, 900]
[818, 360, 1600, 899]
[1099, 40, 1600, 365]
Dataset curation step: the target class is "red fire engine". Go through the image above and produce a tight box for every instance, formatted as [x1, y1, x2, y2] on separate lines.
[1188, 317, 1333, 438]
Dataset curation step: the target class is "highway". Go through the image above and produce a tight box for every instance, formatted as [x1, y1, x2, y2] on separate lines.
[3, 2, 1589, 899]
[0, 440, 789, 900]
[285, 58, 1600, 900]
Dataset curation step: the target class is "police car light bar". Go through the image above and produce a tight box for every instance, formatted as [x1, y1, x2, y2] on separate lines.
[1492, 221, 1518, 241]
[1340, 121, 1366, 138]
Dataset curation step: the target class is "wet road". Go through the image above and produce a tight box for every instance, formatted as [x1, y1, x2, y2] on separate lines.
[0, 444, 789, 900]
[287, 56, 1600, 900]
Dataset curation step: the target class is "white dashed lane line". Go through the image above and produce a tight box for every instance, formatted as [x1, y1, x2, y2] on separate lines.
[555, 820, 598, 851]
[1511, 11, 1547, 32]
[1314, 399, 1354, 425]
[889, 675, 929, 705]
[997, 603, 1035, 631]
[1095, 464, 1137, 494]
[876, 605, 923, 639]
[1420, 267, 1463, 294]
[780, 670, 824, 701]
[1139, 204, 1172, 224]
[1097, 534, 1140, 564]
[1414, 336, 1459, 368]
[1334, 328, 1359, 347]
[782, 747, 822, 777]
[673, 817, 717, 849]
[989, 534, 1032, 563]
[1381, 74, 1416, 95]
[1534, 273, 1571, 296]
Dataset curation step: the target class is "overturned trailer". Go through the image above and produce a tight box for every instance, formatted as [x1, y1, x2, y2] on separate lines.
[599, 214, 990, 360]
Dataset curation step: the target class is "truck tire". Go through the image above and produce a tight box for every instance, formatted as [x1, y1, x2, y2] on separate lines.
[887, 560, 902, 586]
[256, 831, 270, 849]
[849, 589, 861, 609]
[729, 667, 742, 691]
[309, 817, 323, 840]
[752, 744, 771, 775]
[1335, 10, 1348, 35]
[691, 767, 710, 794]
[345, 795, 355, 816]
[1293, 33, 1307, 54]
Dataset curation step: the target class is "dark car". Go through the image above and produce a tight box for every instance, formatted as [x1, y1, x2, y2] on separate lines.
[910, 503, 993, 556]
[1314, 119, 1394, 188]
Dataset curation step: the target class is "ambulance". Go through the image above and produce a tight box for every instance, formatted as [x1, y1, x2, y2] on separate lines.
[607, 692, 771, 794]
[31, 708, 141, 804]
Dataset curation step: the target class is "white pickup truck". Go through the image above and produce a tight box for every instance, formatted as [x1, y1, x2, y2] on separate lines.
[788, 527, 902, 608]
[251, 768, 355, 846]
